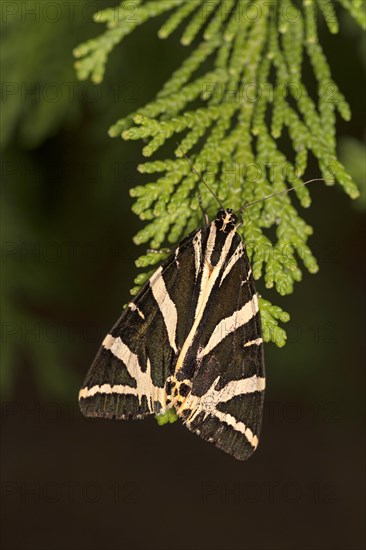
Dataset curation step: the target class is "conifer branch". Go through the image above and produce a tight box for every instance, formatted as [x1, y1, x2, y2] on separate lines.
[74, 0, 363, 347]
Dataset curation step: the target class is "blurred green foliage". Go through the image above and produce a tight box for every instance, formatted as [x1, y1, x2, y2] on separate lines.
[1, 0, 143, 399]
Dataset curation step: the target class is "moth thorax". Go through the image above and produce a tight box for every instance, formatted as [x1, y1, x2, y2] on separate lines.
[214, 209, 238, 233]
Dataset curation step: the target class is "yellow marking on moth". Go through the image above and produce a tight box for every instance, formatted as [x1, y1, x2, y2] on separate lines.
[167, 378, 192, 412]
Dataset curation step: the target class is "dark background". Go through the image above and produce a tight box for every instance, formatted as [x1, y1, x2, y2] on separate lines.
[1, 2, 365, 550]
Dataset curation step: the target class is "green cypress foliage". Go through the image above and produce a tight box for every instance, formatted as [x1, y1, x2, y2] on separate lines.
[74, 0, 364, 347]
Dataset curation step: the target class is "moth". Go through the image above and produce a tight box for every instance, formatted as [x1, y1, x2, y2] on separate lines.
[79, 207, 265, 461]
[79, 152, 321, 460]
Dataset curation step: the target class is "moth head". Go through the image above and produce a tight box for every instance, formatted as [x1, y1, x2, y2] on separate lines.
[214, 209, 238, 233]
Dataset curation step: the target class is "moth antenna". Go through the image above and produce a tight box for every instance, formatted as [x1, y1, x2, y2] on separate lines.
[236, 178, 325, 215]
[176, 142, 225, 210]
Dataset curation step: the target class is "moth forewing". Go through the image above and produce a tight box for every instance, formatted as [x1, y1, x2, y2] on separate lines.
[171, 213, 265, 460]
[78, 229, 198, 420]
[79, 209, 265, 461]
